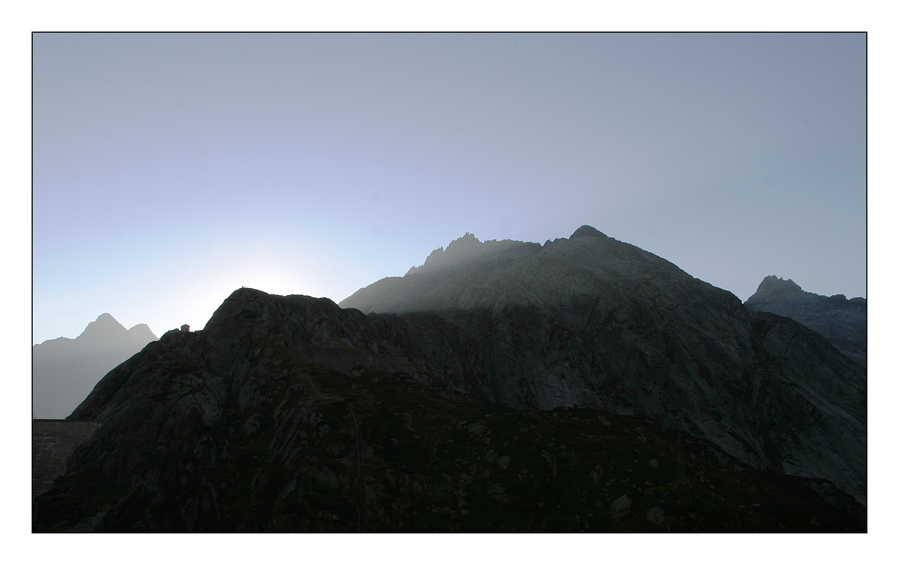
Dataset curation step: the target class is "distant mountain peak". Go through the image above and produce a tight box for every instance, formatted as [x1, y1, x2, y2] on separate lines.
[128, 323, 158, 344]
[570, 225, 607, 240]
[79, 313, 129, 341]
[33, 314, 158, 419]
[745, 275, 866, 365]
[753, 275, 803, 297]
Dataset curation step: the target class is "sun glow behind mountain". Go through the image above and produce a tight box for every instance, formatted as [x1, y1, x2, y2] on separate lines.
[183, 256, 325, 333]
[31, 32, 867, 347]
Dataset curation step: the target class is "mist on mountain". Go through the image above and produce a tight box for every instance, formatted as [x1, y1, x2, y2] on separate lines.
[32, 314, 157, 419]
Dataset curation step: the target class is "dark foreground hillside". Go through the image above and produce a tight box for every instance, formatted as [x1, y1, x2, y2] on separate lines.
[34, 289, 864, 532]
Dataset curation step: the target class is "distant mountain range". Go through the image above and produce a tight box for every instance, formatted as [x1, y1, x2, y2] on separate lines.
[33, 314, 157, 419]
[34, 227, 865, 532]
[745, 275, 866, 365]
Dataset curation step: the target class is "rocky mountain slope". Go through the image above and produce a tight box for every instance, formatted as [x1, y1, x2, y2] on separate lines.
[34, 288, 864, 532]
[745, 276, 866, 365]
[340, 227, 866, 504]
[33, 314, 157, 419]
[32, 227, 866, 531]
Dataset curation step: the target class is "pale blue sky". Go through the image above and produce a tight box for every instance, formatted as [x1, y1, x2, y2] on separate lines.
[32, 32, 866, 344]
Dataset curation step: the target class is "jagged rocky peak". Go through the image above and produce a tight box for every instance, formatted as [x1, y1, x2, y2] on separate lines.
[748, 275, 866, 305]
[420, 232, 483, 271]
[407, 234, 473, 275]
[752, 275, 803, 298]
[343, 224, 712, 317]
[445, 231, 481, 253]
[745, 275, 866, 365]
[405, 232, 539, 276]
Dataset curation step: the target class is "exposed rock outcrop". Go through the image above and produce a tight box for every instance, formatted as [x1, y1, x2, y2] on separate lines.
[745, 276, 866, 365]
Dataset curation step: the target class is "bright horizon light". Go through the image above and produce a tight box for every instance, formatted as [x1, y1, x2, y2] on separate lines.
[32, 32, 866, 346]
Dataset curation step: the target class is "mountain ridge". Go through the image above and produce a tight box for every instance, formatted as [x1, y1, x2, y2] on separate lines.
[32, 313, 157, 419]
[745, 275, 866, 365]
[339, 227, 865, 503]
[33, 226, 866, 531]
[36, 286, 865, 532]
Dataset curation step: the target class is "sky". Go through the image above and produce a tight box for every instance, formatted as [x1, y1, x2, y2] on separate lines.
[32, 32, 867, 345]
[13, 4, 893, 557]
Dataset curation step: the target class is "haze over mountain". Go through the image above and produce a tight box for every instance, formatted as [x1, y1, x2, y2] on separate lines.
[745, 276, 867, 365]
[341, 227, 866, 502]
[33, 314, 157, 419]
[34, 227, 865, 532]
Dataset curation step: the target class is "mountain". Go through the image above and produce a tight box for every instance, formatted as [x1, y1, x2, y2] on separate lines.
[745, 276, 866, 365]
[33, 227, 866, 531]
[34, 289, 863, 532]
[33, 314, 157, 419]
[404, 231, 537, 276]
[127, 323, 157, 345]
[341, 227, 865, 504]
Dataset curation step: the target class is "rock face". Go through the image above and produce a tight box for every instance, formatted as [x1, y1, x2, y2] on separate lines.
[34, 289, 864, 532]
[745, 276, 866, 365]
[32, 227, 867, 531]
[32, 421, 102, 501]
[340, 227, 866, 504]
[33, 314, 158, 419]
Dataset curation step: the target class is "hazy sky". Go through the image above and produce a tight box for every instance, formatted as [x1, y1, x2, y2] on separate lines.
[32, 32, 866, 344]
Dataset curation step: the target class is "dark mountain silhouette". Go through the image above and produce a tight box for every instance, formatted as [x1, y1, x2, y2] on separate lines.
[32, 314, 157, 419]
[745, 275, 866, 365]
[33, 228, 866, 532]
